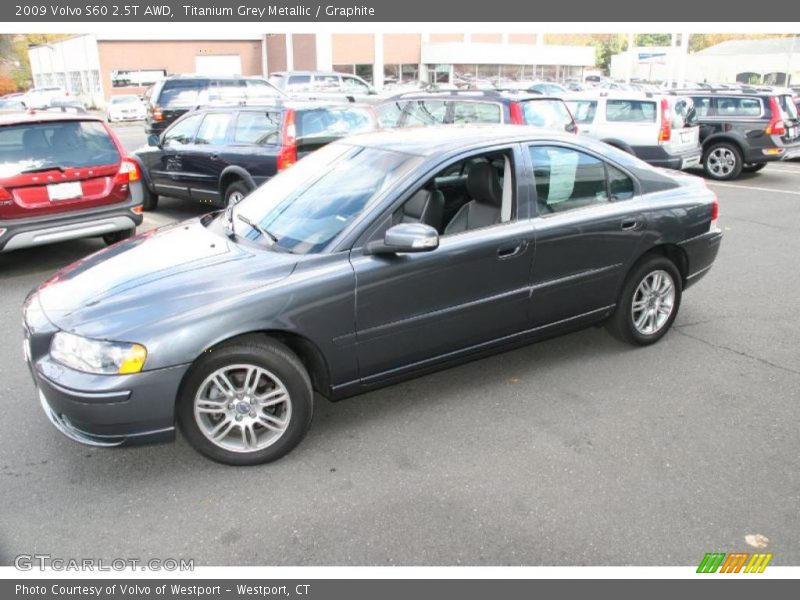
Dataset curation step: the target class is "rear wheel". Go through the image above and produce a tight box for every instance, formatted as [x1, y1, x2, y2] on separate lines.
[224, 181, 251, 208]
[177, 336, 314, 466]
[102, 228, 135, 246]
[703, 142, 742, 180]
[141, 184, 159, 211]
[606, 255, 682, 346]
[742, 162, 767, 173]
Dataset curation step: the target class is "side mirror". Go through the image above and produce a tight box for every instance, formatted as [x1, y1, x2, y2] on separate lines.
[366, 223, 439, 255]
[147, 134, 160, 147]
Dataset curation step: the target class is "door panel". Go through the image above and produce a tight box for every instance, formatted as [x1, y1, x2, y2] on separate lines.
[351, 220, 535, 381]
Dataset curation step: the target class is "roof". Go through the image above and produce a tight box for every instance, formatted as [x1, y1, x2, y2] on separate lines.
[0, 110, 102, 126]
[696, 36, 800, 56]
[384, 90, 559, 102]
[338, 125, 578, 157]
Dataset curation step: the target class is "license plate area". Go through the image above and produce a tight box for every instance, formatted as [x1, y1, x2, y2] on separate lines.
[47, 181, 83, 201]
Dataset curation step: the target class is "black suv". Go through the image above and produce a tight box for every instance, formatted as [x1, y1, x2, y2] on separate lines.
[133, 102, 378, 210]
[676, 88, 800, 179]
[144, 75, 285, 135]
[377, 90, 578, 133]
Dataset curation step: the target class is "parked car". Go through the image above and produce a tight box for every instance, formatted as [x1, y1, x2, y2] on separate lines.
[24, 126, 722, 465]
[107, 94, 147, 122]
[144, 75, 284, 135]
[528, 82, 568, 96]
[0, 99, 26, 112]
[133, 102, 378, 210]
[21, 87, 67, 109]
[0, 111, 143, 252]
[268, 70, 379, 104]
[48, 96, 86, 111]
[564, 92, 702, 170]
[377, 90, 578, 134]
[675, 89, 800, 179]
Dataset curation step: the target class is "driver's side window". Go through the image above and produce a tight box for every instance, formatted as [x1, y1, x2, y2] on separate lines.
[390, 149, 516, 237]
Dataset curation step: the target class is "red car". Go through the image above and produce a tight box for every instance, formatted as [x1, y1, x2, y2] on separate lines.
[0, 111, 143, 252]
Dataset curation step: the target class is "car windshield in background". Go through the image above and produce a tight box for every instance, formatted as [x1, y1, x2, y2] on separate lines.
[565, 100, 597, 124]
[521, 99, 573, 130]
[158, 80, 206, 108]
[296, 108, 375, 143]
[234, 143, 419, 254]
[606, 99, 657, 122]
[0, 121, 119, 178]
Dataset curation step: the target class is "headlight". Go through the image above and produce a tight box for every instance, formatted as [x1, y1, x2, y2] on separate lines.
[50, 331, 147, 375]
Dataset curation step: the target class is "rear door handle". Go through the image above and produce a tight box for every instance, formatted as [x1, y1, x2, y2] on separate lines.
[497, 241, 527, 259]
[209, 154, 219, 161]
[621, 219, 641, 231]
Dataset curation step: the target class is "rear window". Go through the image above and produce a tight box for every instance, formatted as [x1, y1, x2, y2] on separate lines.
[606, 100, 656, 123]
[451, 102, 502, 124]
[0, 121, 119, 178]
[295, 108, 375, 144]
[287, 75, 312, 92]
[158, 79, 208, 108]
[233, 111, 281, 145]
[715, 97, 762, 117]
[565, 100, 597, 124]
[403, 100, 447, 127]
[521, 99, 574, 131]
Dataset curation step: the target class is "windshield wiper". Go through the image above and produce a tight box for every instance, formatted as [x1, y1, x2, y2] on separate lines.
[236, 213, 278, 244]
[21, 164, 66, 174]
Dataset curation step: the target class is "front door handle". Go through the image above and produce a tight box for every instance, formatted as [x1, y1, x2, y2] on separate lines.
[209, 153, 219, 161]
[621, 219, 641, 231]
[497, 241, 527, 259]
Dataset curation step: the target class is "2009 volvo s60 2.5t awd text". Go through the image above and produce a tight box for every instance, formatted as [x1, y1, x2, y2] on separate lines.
[23, 127, 723, 465]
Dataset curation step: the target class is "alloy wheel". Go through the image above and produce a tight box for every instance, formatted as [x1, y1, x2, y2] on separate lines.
[193, 364, 292, 453]
[707, 147, 737, 177]
[631, 270, 676, 336]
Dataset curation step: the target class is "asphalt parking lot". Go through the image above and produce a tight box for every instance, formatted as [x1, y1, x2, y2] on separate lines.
[0, 122, 798, 566]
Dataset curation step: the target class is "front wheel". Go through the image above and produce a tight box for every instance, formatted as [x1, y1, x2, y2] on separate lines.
[224, 181, 251, 208]
[177, 336, 314, 466]
[742, 162, 767, 173]
[606, 256, 682, 346]
[703, 142, 743, 180]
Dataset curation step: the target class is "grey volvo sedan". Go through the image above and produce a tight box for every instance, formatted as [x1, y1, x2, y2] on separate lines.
[23, 127, 722, 465]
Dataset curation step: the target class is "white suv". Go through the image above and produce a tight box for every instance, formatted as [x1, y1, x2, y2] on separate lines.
[564, 91, 702, 170]
[21, 87, 67, 109]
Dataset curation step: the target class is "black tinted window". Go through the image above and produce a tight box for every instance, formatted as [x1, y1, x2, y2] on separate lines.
[530, 145, 609, 214]
[608, 164, 634, 200]
[715, 97, 762, 117]
[158, 79, 207, 108]
[162, 114, 203, 146]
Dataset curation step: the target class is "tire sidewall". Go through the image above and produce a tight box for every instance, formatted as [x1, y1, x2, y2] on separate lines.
[703, 142, 743, 181]
[617, 256, 682, 346]
[177, 340, 313, 466]
[224, 181, 251, 208]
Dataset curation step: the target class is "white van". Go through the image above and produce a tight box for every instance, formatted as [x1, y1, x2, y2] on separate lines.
[564, 91, 702, 170]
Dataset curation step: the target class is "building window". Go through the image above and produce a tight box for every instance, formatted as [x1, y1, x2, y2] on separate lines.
[383, 64, 419, 85]
[333, 64, 374, 85]
[111, 69, 167, 88]
[425, 64, 451, 84]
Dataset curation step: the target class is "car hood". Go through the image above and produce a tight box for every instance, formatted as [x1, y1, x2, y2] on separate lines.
[34, 219, 298, 340]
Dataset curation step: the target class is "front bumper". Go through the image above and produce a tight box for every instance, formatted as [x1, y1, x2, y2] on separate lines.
[679, 227, 724, 290]
[0, 196, 143, 252]
[22, 299, 188, 447]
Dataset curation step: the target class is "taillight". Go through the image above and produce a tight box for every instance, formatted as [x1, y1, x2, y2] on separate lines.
[277, 109, 297, 171]
[658, 98, 671, 143]
[0, 186, 11, 201]
[710, 194, 719, 230]
[766, 97, 786, 136]
[116, 158, 141, 185]
[509, 102, 524, 125]
[151, 106, 163, 122]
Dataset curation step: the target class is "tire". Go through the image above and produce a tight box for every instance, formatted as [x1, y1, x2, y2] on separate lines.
[742, 162, 767, 173]
[102, 228, 135, 246]
[703, 142, 743, 180]
[177, 336, 314, 466]
[141, 184, 159, 211]
[224, 180, 251, 208]
[606, 255, 682, 346]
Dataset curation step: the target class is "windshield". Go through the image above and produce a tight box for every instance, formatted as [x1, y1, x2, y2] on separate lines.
[234, 143, 419, 254]
[521, 99, 574, 131]
[158, 80, 207, 108]
[0, 121, 119, 178]
[111, 96, 140, 104]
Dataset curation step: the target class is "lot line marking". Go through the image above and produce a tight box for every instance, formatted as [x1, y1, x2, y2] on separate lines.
[707, 182, 800, 196]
